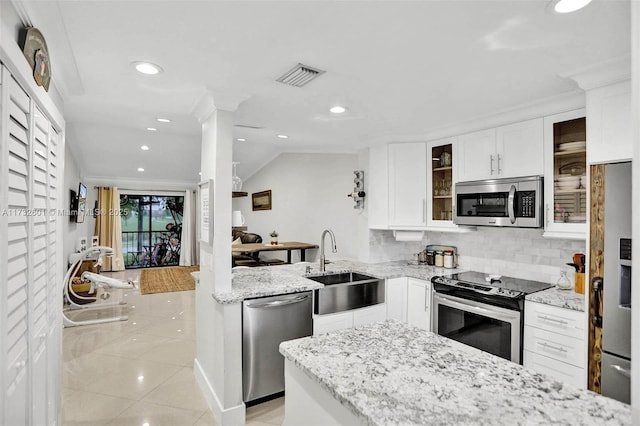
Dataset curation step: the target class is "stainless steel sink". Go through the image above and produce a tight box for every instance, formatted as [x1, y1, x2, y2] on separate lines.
[306, 272, 378, 285]
[307, 272, 384, 315]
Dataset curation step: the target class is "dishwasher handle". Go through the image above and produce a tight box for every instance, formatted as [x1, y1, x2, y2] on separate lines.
[245, 294, 310, 309]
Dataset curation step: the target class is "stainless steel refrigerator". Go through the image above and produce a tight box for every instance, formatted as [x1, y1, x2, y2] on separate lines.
[600, 161, 632, 404]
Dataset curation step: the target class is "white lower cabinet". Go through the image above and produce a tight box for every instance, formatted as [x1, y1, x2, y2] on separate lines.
[313, 304, 387, 335]
[523, 301, 586, 388]
[386, 277, 408, 322]
[406, 278, 431, 331]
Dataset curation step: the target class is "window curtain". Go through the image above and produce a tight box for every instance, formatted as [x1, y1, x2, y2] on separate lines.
[94, 187, 125, 271]
[179, 189, 199, 266]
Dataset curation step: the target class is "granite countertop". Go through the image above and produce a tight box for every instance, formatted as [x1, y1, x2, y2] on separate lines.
[213, 260, 458, 304]
[280, 320, 631, 426]
[525, 286, 585, 312]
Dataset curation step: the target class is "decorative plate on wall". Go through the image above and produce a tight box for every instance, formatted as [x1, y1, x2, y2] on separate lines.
[19, 27, 51, 92]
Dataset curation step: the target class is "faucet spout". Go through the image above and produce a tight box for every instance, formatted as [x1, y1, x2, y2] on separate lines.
[319, 229, 337, 272]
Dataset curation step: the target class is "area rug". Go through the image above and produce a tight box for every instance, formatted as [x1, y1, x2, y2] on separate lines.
[139, 266, 200, 295]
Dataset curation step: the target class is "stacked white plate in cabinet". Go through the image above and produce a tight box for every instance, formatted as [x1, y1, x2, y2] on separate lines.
[558, 141, 586, 151]
[555, 174, 581, 189]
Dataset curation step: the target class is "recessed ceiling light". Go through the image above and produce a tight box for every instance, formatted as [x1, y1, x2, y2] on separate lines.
[330, 106, 347, 114]
[553, 0, 592, 13]
[141, 145, 149, 151]
[132, 61, 163, 75]
[137, 167, 145, 172]
[236, 138, 246, 142]
[147, 127, 157, 131]
[156, 118, 171, 123]
[277, 134, 288, 139]
[198, 172, 202, 175]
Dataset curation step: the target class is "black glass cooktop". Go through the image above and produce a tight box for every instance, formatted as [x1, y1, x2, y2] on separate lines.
[445, 271, 553, 295]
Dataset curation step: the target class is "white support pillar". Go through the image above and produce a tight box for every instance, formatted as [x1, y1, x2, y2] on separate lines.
[192, 90, 250, 425]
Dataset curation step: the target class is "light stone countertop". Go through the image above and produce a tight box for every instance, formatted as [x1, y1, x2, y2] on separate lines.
[279, 320, 631, 426]
[525, 285, 585, 312]
[212, 259, 458, 304]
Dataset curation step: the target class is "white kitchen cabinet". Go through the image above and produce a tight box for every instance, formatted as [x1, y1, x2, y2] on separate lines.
[353, 304, 387, 326]
[542, 109, 587, 240]
[406, 278, 431, 331]
[313, 304, 387, 335]
[586, 80, 632, 164]
[523, 301, 587, 389]
[457, 128, 496, 182]
[313, 311, 354, 335]
[458, 119, 543, 182]
[388, 142, 427, 228]
[386, 277, 408, 322]
[368, 144, 389, 229]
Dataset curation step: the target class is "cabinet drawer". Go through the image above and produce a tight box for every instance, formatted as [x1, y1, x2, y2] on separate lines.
[524, 301, 585, 339]
[524, 325, 585, 368]
[313, 311, 353, 335]
[523, 350, 585, 389]
[353, 304, 387, 327]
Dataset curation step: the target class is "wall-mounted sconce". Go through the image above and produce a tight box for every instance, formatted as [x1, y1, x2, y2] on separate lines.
[348, 170, 366, 209]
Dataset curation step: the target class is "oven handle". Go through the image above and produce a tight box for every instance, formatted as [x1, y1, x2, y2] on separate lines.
[434, 293, 520, 323]
[508, 184, 516, 224]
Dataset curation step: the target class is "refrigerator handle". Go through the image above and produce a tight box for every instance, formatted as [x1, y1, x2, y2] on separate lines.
[592, 276, 603, 328]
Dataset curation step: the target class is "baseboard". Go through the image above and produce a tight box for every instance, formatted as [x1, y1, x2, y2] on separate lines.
[194, 357, 246, 425]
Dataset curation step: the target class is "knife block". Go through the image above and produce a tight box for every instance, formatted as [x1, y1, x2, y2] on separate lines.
[574, 272, 585, 294]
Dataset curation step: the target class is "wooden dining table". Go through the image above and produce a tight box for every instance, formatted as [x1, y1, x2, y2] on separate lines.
[232, 241, 318, 264]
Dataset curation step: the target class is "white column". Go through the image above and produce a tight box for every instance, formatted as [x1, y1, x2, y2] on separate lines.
[192, 90, 250, 425]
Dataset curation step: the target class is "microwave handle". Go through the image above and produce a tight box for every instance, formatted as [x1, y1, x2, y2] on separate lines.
[508, 185, 516, 224]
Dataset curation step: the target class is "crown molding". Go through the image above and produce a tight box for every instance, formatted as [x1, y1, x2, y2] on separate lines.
[191, 89, 251, 123]
[560, 55, 631, 91]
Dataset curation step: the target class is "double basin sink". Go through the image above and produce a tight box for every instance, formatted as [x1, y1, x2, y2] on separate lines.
[306, 272, 384, 315]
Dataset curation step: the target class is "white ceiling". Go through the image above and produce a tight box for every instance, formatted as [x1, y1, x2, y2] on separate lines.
[20, 0, 630, 188]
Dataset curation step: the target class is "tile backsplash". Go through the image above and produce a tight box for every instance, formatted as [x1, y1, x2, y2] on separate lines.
[369, 228, 586, 285]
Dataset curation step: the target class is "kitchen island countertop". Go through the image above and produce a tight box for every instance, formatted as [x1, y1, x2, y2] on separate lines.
[279, 320, 631, 425]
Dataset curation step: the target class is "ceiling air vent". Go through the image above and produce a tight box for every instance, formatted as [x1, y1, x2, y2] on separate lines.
[276, 63, 325, 87]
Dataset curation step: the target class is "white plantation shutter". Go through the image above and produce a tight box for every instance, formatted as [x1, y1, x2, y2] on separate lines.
[1, 64, 63, 426]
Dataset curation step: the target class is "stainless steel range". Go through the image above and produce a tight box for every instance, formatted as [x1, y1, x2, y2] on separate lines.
[431, 271, 553, 364]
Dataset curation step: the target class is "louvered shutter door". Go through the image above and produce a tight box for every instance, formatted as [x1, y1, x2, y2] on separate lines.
[2, 66, 31, 426]
[1, 64, 63, 426]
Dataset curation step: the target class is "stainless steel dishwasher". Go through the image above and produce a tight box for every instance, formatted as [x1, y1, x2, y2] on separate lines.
[242, 291, 313, 403]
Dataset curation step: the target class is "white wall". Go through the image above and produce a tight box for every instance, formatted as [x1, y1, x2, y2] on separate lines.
[233, 152, 361, 263]
[63, 144, 96, 264]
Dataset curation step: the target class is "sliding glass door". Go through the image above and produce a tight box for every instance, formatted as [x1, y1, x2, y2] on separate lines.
[120, 195, 184, 268]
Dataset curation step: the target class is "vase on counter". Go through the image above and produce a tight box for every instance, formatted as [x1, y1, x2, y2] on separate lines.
[270, 231, 278, 245]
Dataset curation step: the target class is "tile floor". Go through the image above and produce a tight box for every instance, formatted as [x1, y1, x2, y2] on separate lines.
[62, 268, 284, 426]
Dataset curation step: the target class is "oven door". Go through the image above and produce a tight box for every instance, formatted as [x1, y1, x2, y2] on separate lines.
[432, 292, 522, 363]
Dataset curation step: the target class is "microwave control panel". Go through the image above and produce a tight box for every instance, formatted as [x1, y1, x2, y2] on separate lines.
[516, 191, 536, 218]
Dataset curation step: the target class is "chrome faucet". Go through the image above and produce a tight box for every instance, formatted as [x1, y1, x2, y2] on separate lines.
[319, 229, 337, 272]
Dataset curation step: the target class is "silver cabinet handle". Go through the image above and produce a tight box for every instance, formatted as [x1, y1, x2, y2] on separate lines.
[611, 364, 631, 379]
[539, 341, 567, 353]
[545, 203, 549, 227]
[538, 315, 569, 325]
[423, 198, 426, 223]
[490, 155, 495, 175]
[497, 154, 502, 175]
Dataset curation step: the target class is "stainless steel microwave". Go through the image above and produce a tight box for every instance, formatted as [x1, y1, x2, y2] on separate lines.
[454, 175, 543, 228]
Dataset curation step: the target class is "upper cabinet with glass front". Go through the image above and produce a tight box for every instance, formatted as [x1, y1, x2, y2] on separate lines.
[427, 138, 456, 230]
[543, 109, 587, 239]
